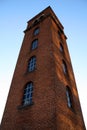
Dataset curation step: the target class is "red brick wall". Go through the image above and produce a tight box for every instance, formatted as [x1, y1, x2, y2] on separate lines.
[0, 7, 86, 130]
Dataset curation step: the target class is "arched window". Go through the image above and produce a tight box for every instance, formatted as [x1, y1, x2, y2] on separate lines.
[22, 82, 33, 106]
[60, 43, 64, 52]
[62, 60, 68, 74]
[34, 27, 39, 36]
[66, 86, 72, 108]
[58, 31, 61, 37]
[31, 39, 38, 50]
[28, 56, 36, 72]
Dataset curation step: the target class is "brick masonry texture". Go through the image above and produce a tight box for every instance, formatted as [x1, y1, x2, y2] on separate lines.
[0, 6, 86, 130]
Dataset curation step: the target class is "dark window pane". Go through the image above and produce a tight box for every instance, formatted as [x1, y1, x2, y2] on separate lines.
[60, 43, 64, 52]
[31, 39, 38, 50]
[62, 60, 67, 74]
[66, 87, 72, 108]
[22, 82, 33, 106]
[34, 28, 39, 36]
[28, 56, 36, 72]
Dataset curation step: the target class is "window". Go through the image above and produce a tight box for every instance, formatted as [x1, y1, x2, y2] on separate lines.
[31, 39, 38, 50]
[62, 60, 68, 74]
[58, 31, 61, 38]
[33, 19, 39, 26]
[34, 28, 39, 36]
[60, 43, 64, 52]
[66, 86, 72, 108]
[22, 82, 33, 106]
[28, 56, 36, 72]
[39, 14, 45, 20]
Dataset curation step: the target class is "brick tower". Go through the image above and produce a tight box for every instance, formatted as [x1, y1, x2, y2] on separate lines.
[0, 6, 86, 130]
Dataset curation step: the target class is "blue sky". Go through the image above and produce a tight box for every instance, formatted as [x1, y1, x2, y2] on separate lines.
[0, 0, 87, 128]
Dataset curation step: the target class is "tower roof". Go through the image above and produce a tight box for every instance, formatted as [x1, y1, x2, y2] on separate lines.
[24, 6, 64, 33]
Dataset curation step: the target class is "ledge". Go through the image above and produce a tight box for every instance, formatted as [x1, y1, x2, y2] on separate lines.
[17, 102, 34, 110]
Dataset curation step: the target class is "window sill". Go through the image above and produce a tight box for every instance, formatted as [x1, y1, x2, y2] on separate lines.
[24, 68, 36, 75]
[17, 102, 34, 110]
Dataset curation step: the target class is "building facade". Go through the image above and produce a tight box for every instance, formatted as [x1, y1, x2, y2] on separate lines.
[0, 6, 86, 130]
